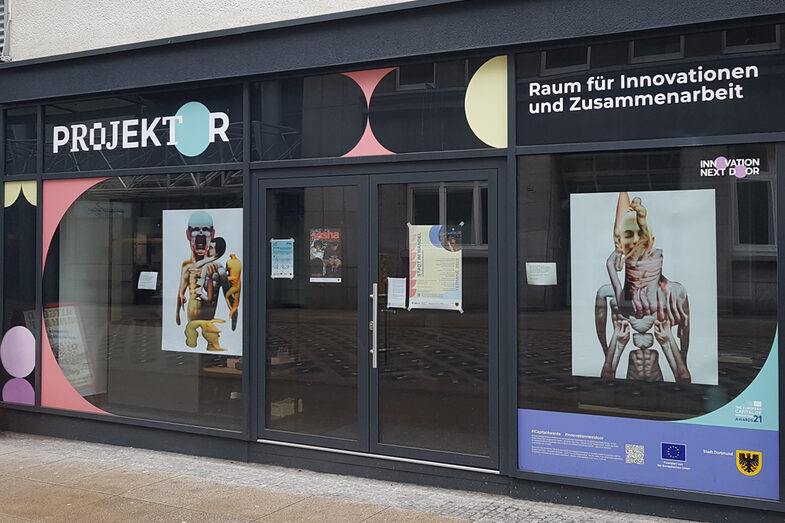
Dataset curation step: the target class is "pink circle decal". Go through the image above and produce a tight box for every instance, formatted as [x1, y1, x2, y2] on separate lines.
[2, 378, 34, 405]
[732, 165, 747, 179]
[0, 326, 36, 378]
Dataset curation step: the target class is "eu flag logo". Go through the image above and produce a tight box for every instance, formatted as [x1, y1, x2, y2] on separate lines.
[661, 443, 686, 461]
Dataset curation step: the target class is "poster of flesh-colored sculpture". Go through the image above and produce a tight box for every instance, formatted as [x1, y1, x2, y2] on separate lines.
[161, 208, 243, 356]
[408, 224, 463, 312]
[570, 190, 718, 385]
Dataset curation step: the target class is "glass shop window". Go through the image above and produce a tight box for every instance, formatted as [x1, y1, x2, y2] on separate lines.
[723, 24, 780, 53]
[410, 182, 488, 247]
[396, 63, 436, 90]
[541, 46, 590, 75]
[1, 180, 37, 406]
[5, 107, 38, 176]
[41, 172, 244, 429]
[731, 144, 776, 255]
[516, 145, 777, 421]
[629, 35, 684, 63]
[250, 56, 493, 160]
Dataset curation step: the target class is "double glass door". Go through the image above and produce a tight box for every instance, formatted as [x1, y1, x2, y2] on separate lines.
[260, 168, 497, 468]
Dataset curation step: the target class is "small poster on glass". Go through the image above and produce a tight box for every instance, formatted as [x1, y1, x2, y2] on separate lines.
[407, 224, 463, 312]
[309, 228, 342, 283]
[271, 239, 295, 279]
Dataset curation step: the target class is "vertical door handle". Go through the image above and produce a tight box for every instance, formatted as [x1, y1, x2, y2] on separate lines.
[369, 283, 378, 369]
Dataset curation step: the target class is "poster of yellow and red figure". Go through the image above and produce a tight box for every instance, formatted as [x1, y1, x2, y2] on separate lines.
[162, 208, 243, 355]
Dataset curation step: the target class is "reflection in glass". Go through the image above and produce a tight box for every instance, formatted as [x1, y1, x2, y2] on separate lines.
[737, 181, 773, 245]
[266, 186, 359, 439]
[412, 183, 487, 247]
[5, 107, 38, 176]
[412, 188, 439, 226]
[725, 25, 778, 48]
[517, 146, 777, 421]
[2, 190, 37, 401]
[41, 172, 243, 429]
[481, 188, 489, 244]
[631, 36, 682, 59]
[251, 76, 365, 161]
[543, 46, 589, 70]
[447, 187, 474, 245]
[250, 56, 492, 160]
[377, 183, 489, 456]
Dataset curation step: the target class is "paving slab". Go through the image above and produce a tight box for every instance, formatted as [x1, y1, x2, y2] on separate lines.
[257, 496, 387, 522]
[41, 497, 178, 523]
[0, 481, 110, 521]
[0, 431, 689, 522]
[60, 466, 176, 495]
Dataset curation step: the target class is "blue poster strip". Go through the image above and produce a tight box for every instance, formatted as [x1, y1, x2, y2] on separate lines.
[518, 409, 779, 500]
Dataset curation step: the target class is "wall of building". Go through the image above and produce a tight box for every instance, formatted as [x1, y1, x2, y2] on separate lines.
[5, 0, 414, 61]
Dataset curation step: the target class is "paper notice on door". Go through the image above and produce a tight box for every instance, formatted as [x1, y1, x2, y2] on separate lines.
[271, 238, 295, 279]
[387, 278, 407, 308]
[137, 271, 158, 290]
[525, 262, 557, 285]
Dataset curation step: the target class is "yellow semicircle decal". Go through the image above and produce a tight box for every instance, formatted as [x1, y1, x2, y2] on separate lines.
[21, 181, 37, 206]
[4, 182, 22, 208]
[464, 55, 508, 148]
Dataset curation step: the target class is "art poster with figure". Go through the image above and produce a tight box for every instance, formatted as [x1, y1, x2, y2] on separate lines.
[408, 224, 463, 312]
[570, 190, 718, 385]
[161, 208, 243, 356]
[521, 188, 780, 500]
[309, 228, 342, 283]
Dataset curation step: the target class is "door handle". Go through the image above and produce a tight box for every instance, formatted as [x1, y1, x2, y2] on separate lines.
[369, 283, 378, 369]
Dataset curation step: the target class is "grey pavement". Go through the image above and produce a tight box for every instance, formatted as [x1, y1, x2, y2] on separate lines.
[0, 431, 691, 522]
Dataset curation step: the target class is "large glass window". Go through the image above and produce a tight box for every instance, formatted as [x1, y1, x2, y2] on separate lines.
[41, 172, 244, 429]
[516, 145, 778, 499]
[265, 185, 359, 439]
[410, 182, 488, 247]
[1, 181, 37, 405]
[250, 56, 493, 161]
[5, 107, 37, 176]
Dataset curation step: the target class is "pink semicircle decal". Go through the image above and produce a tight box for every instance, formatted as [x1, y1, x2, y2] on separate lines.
[43, 178, 109, 274]
[41, 178, 112, 415]
[343, 122, 394, 157]
[342, 68, 395, 105]
[41, 316, 109, 415]
[342, 68, 396, 158]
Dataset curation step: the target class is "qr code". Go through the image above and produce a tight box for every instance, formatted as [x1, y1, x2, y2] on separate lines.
[625, 444, 645, 464]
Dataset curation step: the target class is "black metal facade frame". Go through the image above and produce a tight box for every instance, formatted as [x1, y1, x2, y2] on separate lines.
[0, 0, 784, 104]
[0, 1, 783, 518]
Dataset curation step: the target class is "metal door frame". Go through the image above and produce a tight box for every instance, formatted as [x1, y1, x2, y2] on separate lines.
[368, 167, 499, 470]
[255, 174, 371, 452]
[253, 159, 503, 470]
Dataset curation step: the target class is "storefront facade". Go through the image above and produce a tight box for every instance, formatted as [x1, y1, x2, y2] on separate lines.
[1, 1, 784, 518]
